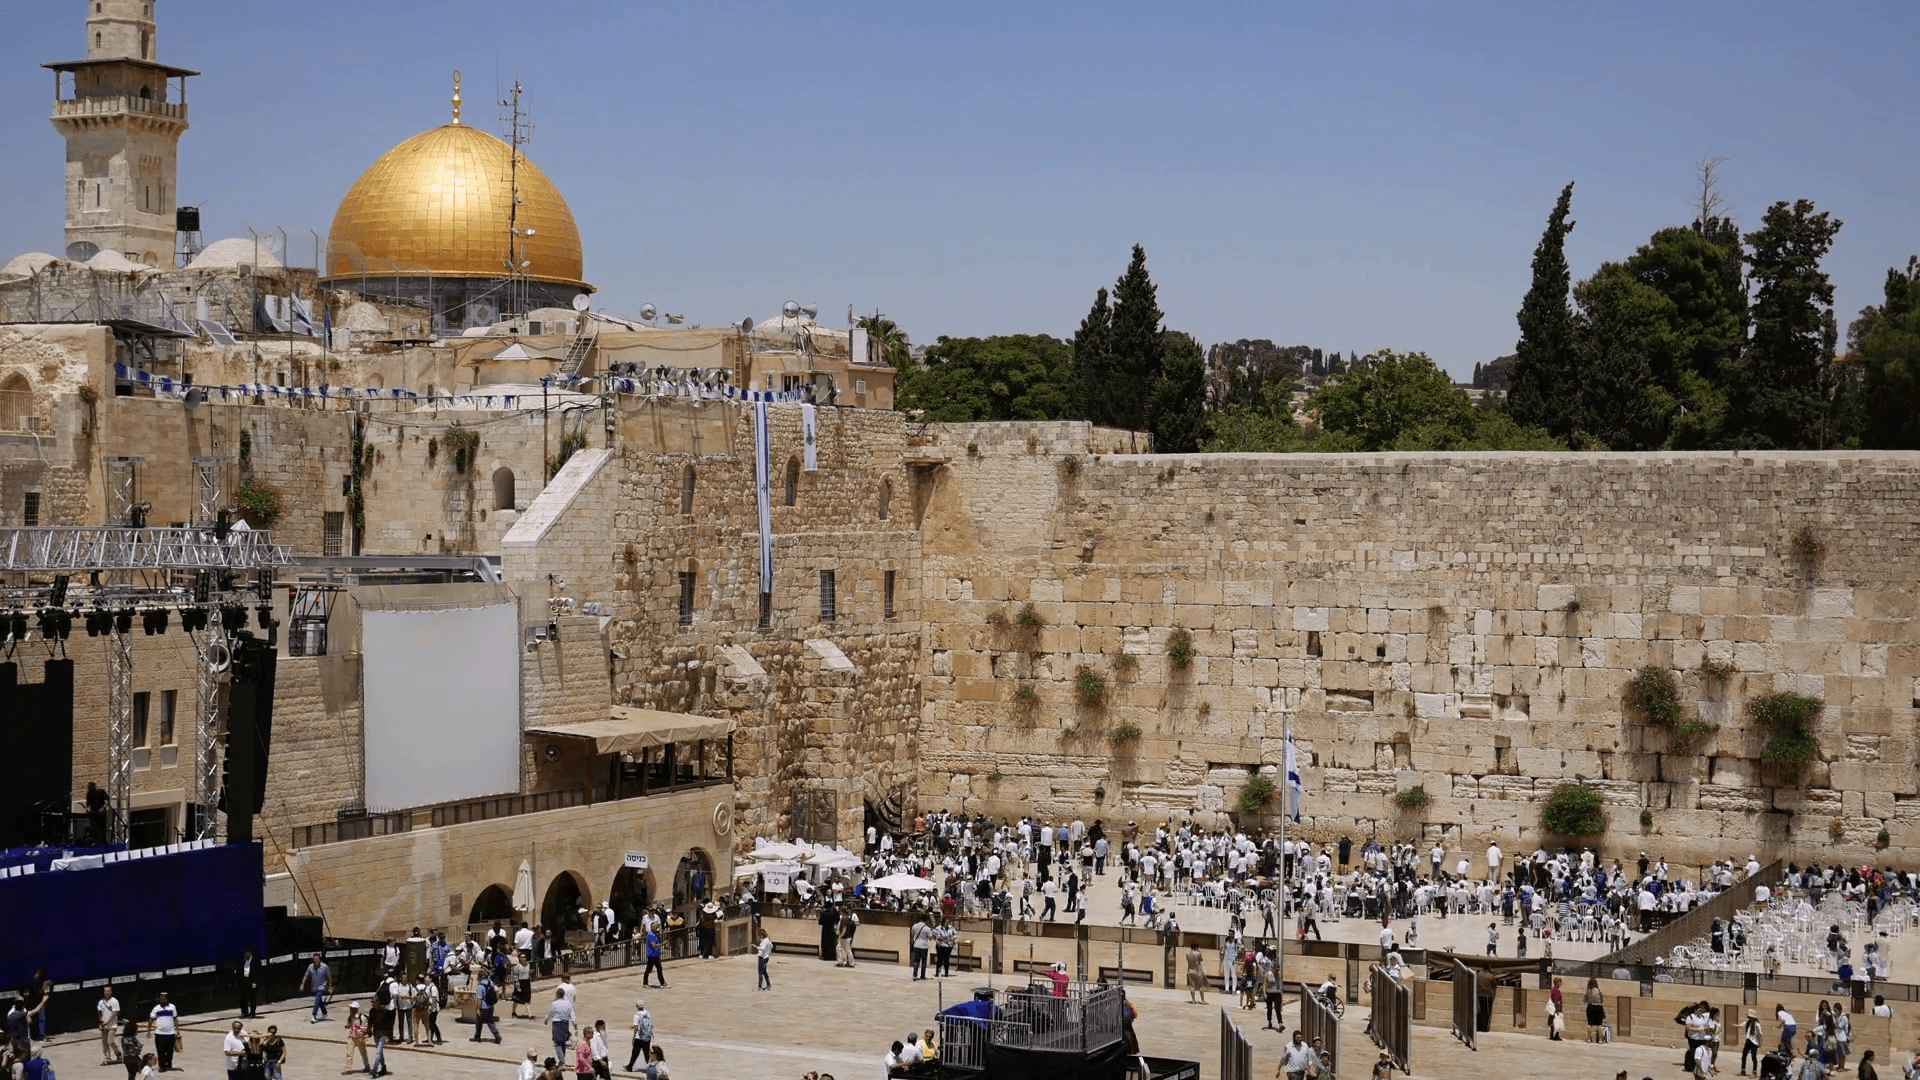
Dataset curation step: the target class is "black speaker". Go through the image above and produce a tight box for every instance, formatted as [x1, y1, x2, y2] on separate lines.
[219, 638, 275, 844]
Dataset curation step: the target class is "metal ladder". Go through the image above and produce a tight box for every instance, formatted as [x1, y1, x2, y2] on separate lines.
[559, 321, 600, 377]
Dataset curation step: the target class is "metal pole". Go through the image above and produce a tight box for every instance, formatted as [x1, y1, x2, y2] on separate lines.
[193, 595, 228, 841]
[1278, 711, 1288, 1010]
[108, 630, 133, 843]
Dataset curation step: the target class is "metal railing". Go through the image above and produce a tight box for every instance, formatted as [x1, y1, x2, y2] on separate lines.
[1370, 964, 1413, 1072]
[1220, 1009, 1254, 1080]
[289, 810, 411, 848]
[1301, 976, 1344, 1067]
[1601, 860, 1783, 965]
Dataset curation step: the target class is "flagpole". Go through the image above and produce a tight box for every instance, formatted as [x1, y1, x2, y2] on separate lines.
[1278, 709, 1288, 1016]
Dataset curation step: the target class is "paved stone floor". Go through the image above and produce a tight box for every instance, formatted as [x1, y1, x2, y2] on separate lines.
[36, 954, 1683, 1080]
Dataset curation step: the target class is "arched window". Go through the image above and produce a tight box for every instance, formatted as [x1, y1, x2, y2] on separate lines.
[492, 466, 515, 511]
[95, 31, 101, 48]
[784, 457, 799, 507]
[878, 478, 891, 522]
[0, 374, 31, 433]
[680, 464, 695, 514]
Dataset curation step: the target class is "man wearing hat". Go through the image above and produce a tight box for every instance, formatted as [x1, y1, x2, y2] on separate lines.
[517, 1048, 541, 1080]
[697, 900, 720, 960]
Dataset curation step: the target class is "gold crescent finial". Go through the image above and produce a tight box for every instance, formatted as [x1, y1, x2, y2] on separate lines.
[451, 69, 463, 125]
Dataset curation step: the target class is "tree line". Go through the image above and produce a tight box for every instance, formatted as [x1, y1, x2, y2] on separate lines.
[885, 191, 1918, 453]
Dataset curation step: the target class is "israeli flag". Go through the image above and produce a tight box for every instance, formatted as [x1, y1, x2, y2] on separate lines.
[1285, 732, 1304, 823]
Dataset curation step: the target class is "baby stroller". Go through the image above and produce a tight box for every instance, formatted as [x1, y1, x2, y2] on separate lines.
[1759, 1050, 1790, 1080]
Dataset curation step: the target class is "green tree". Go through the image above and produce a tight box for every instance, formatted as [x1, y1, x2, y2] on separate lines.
[1852, 256, 1920, 447]
[1068, 287, 1113, 423]
[1201, 380, 1349, 453]
[1506, 182, 1581, 437]
[1208, 339, 1308, 410]
[856, 315, 912, 372]
[1149, 330, 1207, 452]
[894, 334, 1073, 422]
[1307, 350, 1564, 451]
[1727, 199, 1843, 448]
[1104, 244, 1164, 430]
[1569, 263, 1671, 449]
[1618, 225, 1747, 448]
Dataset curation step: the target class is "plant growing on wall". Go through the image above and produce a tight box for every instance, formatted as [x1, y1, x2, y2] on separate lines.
[1167, 628, 1194, 670]
[1016, 604, 1043, 629]
[348, 416, 372, 541]
[1541, 782, 1606, 836]
[1699, 658, 1736, 682]
[1109, 724, 1141, 744]
[546, 430, 588, 479]
[1669, 719, 1715, 754]
[1791, 525, 1824, 567]
[445, 424, 482, 473]
[1750, 691, 1823, 781]
[1624, 666, 1681, 727]
[238, 428, 252, 462]
[234, 476, 283, 528]
[1113, 653, 1138, 679]
[1639, 808, 1654, 828]
[1075, 665, 1105, 704]
[1238, 776, 1275, 815]
[1013, 685, 1039, 704]
[1393, 786, 1432, 812]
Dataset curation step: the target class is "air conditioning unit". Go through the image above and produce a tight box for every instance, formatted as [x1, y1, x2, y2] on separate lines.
[855, 379, 868, 396]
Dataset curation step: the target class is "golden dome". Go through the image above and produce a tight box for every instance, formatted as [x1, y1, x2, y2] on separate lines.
[322, 123, 589, 290]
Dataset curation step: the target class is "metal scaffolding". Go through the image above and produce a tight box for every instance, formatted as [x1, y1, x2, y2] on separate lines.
[0, 525, 286, 844]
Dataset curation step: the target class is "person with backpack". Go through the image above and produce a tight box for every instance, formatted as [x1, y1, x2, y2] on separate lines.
[343, 1003, 371, 1074]
[470, 976, 501, 1044]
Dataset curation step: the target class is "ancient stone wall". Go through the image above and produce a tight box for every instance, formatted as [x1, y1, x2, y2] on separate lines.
[502, 398, 921, 848]
[914, 427, 1920, 869]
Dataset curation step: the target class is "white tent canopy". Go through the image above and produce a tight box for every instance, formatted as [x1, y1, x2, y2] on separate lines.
[867, 873, 937, 892]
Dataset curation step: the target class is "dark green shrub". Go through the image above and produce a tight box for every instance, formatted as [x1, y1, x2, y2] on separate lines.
[1239, 776, 1275, 815]
[1541, 782, 1606, 836]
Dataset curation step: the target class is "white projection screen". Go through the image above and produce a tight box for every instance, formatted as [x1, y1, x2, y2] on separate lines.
[361, 603, 521, 810]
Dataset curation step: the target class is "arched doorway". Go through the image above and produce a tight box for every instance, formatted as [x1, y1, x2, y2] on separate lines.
[468, 883, 515, 926]
[608, 866, 655, 928]
[0, 373, 31, 433]
[492, 466, 516, 510]
[539, 870, 591, 938]
[672, 848, 714, 909]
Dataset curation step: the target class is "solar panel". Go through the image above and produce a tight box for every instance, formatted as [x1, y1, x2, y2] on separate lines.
[200, 320, 237, 345]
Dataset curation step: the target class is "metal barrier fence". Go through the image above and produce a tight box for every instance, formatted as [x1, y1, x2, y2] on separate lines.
[1299, 978, 1342, 1073]
[1220, 1008, 1254, 1080]
[1603, 860, 1784, 965]
[1450, 958, 1478, 1050]
[1369, 964, 1412, 1073]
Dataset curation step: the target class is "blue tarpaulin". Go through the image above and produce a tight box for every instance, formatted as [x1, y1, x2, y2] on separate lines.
[0, 842, 265, 988]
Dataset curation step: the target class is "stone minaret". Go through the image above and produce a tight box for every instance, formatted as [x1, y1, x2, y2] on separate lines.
[45, 0, 197, 265]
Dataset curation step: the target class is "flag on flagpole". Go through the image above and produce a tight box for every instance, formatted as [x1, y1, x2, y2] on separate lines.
[1285, 731, 1304, 823]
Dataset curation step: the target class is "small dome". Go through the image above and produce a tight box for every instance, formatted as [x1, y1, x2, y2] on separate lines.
[0, 252, 59, 278]
[86, 249, 148, 272]
[188, 237, 283, 270]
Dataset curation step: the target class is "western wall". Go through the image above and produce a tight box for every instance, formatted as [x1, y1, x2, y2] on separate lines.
[908, 420, 1920, 868]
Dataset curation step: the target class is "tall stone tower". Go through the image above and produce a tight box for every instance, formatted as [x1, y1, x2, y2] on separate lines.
[45, 0, 196, 265]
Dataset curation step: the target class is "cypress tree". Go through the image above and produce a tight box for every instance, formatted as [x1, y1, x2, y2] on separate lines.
[1506, 182, 1580, 437]
[1728, 199, 1842, 448]
[1149, 330, 1207, 453]
[1068, 287, 1112, 424]
[1104, 244, 1164, 431]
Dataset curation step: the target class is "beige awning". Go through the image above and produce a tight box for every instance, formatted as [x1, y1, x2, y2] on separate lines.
[526, 706, 734, 755]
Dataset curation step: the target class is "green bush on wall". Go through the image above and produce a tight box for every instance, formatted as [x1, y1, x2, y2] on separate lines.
[1541, 782, 1606, 836]
[1749, 692, 1823, 781]
[1239, 776, 1275, 815]
[1624, 666, 1681, 727]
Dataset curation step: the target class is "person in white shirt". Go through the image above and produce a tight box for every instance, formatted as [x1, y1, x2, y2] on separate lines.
[884, 1040, 906, 1078]
[900, 1032, 925, 1064]
[1487, 843, 1503, 879]
[514, 922, 535, 954]
[590, 1020, 611, 1078]
[224, 1020, 249, 1073]
[97, 985, 121, 1066]
[517, 1048, 541, 1080]
[757, 933, 774, 990]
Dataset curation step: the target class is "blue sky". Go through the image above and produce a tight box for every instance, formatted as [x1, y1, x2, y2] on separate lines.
[2, 1, 1915, 377]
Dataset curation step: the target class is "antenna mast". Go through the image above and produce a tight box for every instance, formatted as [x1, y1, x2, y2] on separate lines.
[500, 74, 533, 318]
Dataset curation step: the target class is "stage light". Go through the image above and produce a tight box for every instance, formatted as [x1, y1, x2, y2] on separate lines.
[55, 610, 72, 640]
[221, 603, 248, 632]
[255, 604, 275, 630]
[113, 608, 134, 635]
[85, 610, 104, 637]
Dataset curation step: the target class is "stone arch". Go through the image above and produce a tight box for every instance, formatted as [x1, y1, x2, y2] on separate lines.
[492, 466, 515, 510]
[0, 373, 31, 433]
[365, 373, 385, 389]
[467, 883, 515, 925]
[680, 464, 696, 515]
[878, 478, 892, 521]
[539, 870, 592, 934]
[671, 847, 715, 909]
[784, 457, 799, 506]
[608, 865, 656, 925]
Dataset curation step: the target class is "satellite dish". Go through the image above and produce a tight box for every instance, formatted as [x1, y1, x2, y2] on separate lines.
[640, 304, 656, 321]
[800, 303, 818, 320]
[572, 294, 590, 312]
[783, 301, 799, 318]
[736, 317, 755, 334]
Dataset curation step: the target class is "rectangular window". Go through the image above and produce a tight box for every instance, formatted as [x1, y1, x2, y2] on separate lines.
[819, 570, 836, 622]
[132, 691, 150, 746]
[322, 512, 344, 556]
[758, 591, 772, 631]
[884, 570, 896, 620]
[160, 689, 176, 745]
[22, 491, 39, 527]
[678, 572, 695, 626]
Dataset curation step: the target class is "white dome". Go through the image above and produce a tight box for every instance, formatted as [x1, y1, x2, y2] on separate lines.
[187, 237, 283, 270]
[0, 252, 59, 278]
[86, 249, 147, 272]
